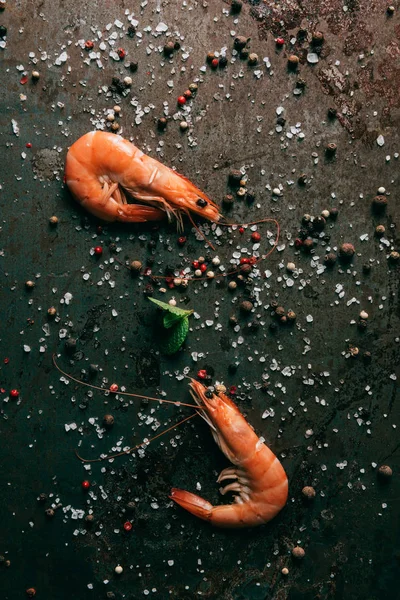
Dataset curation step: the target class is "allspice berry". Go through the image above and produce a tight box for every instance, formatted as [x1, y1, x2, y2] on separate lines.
[49, 215, 59, 225]
[287, 310, 296, 322]
[292, 546, 305, 559]
[326, 142, 337, 155]
[25, 280, 35, 289]
[372, 195, 387, 213]
[339, 243, 355, 261]
[378, 465, 392, 478]
[240, 264, 252, 275]
[103, 414, 114, 428]
[303, 239, 314, 252]
[157, 117, 167, 130]
[324, 252, 337, 266]
[375, 225, 385, 236]
[229, 169, 243, 186]
[288, 54, 299, 69]
[389, 251, 400, 262]
[275, 306, 285, 318]
[248, 53, 258, 65]
[223, 194, 234, 206]
[85, 514, 95, 523]
[130, 260, 142, 273]
[312, 31, 324, 44]
[47, 306, 57, 318]
[240, 300, 253, 313]
[26, 589, 36, 598]
[164, 41, 175, 56]
[302, 486, 316, 499]
[45, 508, 55, 518]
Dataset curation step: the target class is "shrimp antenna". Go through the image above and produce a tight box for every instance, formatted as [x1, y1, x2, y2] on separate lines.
[52, 354, 198, 409]
[75, 412, 198, 463]
[186, 210, 216, 251]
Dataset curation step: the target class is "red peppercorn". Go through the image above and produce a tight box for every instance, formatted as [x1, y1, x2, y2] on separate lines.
[4, 357, 9, 364]
[177, 96, 187, 106]
[94, 246, 103, 256]
[81, 480, 91, 490]
[192, 260, 199, 269]
[144, 267, 152, 276]
[197, 369, 207, 380]
[85, 40, 94, 50]
[10, 389, 19, 399]
[123, 521, 133, 532]
[183, 89, 192, 99]
[251, 232, 261, 242]
[239, 227, 245, 234]
[211, 58, 219, 68]
[117, 48, 126, 59]
[294, 238, 303, 248]
[96, 225, 103, 234]
[109, 383, 119, 393]
[178, 236, 186, 245]
[240, 257, 250, 264]
[200, 263, 207, 272]
[229, 385, 237, 395]
[249, 256, 257, 265]
[168, 282, 174, 289]
[275, 37, 285, 46]
[26, 142, 32, 148]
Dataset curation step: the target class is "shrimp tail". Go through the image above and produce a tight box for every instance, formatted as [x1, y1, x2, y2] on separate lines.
[169, 488, 213, 523]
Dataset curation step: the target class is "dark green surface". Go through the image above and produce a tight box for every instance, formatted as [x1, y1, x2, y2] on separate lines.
[0, 1, 399, 599]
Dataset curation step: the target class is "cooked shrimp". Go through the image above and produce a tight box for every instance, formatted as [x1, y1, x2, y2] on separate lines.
[170, 380, 288, 528]
[64, 131, 222, 224]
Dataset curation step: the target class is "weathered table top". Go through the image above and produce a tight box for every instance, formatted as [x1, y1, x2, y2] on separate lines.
[0, 1, 399, 599]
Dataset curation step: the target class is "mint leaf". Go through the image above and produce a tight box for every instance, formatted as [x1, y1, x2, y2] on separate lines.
[148, 297, 193, 318]
[163, 312, 186, 329]
[159, 317, 189, 355]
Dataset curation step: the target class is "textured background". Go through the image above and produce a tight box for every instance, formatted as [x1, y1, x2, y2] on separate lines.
[0, 1, 399, 599]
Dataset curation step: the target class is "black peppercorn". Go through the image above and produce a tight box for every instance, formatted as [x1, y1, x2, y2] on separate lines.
[297, 28, 307, 39]
[65, 338, 77, 354]
[328, 107, 337, 119]
[231, 0, 243, 13]
[312, 216, 326, 232]
[298, 174, 307, 185]
[129, 61, 138, 73]
[234, 36, 249, 50]
[0, 25, 7, 37]
[276, 116, 286, 126]
[157, 117, 167, 130]
[329, 207, 339, 219]
[127, 25, 136, 37]
[229, 315, 238, 326]
[219, 56, 228, 68]
[270, 299, 278, 310]
[269, 322, 278, 332]
[246, 189, 255, 203]
[174, 41, 181, 50]
[240, 49, 249, 60]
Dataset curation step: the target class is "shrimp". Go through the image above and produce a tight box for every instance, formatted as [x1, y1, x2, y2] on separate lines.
[170, 380, 288, 528]
[64, 131, 222, 225]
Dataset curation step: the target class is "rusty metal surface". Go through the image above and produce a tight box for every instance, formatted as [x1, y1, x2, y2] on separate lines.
[0, 1, 399, 599]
